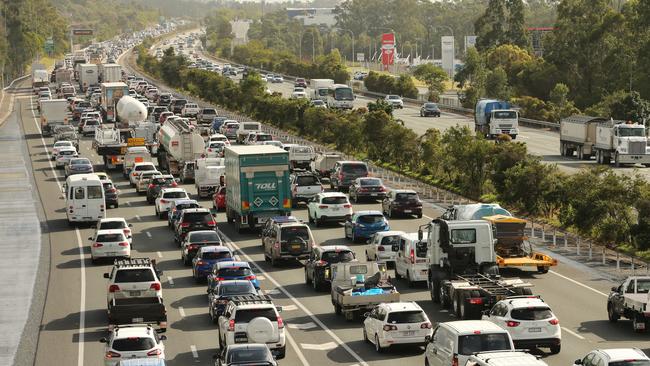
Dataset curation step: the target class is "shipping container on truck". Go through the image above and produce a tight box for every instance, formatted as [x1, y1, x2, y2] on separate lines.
[225, 145, 292, 233]
[100, 82, 129, 123]
[100, 63, 122, 83]
[39, 99, 69, 137]
[78, 64, 99, 92]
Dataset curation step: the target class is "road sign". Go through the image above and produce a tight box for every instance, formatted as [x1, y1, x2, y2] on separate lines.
[127, 137, 146, 147]
[44, 38, 55, 53]
[356, 53, 365, 62]
[72, 29, 93, 36]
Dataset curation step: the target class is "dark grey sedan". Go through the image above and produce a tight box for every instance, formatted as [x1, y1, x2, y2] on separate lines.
[420, 102, 441, 117]
[64, 157, 93, 178]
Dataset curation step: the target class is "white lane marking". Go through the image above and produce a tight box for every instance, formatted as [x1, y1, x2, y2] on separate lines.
[282, 304, 298, 311]
[424, 214, 433, 220]
[146, 231, 152, 238]
[300, 342, 338, 351]
[562, 327, 586, 340]
[190, 345, 199, 359]
[549, 270, 608, 297]
[264, 288, 281, 295]
[287, 322, 317, 330]
[178, 306, 186, 318]
[256, 275, 266, 280]
[285, 330, 310, 366]
[30, 96, 86, 366]
[156, 251, 163, 258]
[221, 233, 368, 366]
[167, 276, 174, 286]
[135, 214, 141, 221]
[125, 201, 131, 206]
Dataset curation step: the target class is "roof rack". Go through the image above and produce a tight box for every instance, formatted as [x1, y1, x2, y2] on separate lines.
[229, 294, 274, 305]
[114, 258, 153, 268]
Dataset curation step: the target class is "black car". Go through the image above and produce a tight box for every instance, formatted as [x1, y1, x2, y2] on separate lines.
[181, 230, 222, 265]
[174, 208, 217, 244]
[420, 102, 441, 117]
[102, 180, 119, 208]
[348, 177, 387, 203]
[146, 174, 177, 204]
[207, 280, 257, 323]
[304, 245, 355, 291]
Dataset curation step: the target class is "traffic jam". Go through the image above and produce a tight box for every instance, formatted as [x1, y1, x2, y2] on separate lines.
[33, 26, 650, 366]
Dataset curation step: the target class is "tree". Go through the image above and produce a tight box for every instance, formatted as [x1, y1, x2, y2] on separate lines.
[413, 63, 448, 101]
[475, 0, 508, 50]
[456, 47, 487, 108]
[506, 0, 530, 49]
[609, 91, 650, 123]
[486, 67, 511, 100]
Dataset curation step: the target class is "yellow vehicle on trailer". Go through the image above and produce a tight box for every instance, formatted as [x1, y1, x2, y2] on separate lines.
[482, 215, 557, 274]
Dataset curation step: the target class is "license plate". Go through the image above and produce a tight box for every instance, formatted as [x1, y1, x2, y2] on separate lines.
[132, 317, 144, 323]
[420, 269, 428, 274]
[528, 327, 542, 333]
[331, 207, 340, 211]
[371, 193, 377, 196]
[129, 291, 141, 296]
[403, 210, 411, 213]
[106, 252, 116, 256]
[235, 336, 247, 343]
[292, 244, 301, 250]
[402, 331, 415, 336]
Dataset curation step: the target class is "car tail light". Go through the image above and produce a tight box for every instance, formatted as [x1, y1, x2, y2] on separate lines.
[283, 198, 291, 208]
[180, 223, 190, 228]
[421, 322, 432, 329]
[171, 182, 177, 187]
[228, 319, 235, 331]
[318, 205, 328, 209]
[549, 319, 559, 325]
[378, 246, 385, 252]
[105, 351, 121, 359]
[383, 325, 397, 331]
[196, 260, 205, 266]
[468, 298, 483, 305]
[188, 244, 198, 250]
[338, 173, 344, 181]
[118, 242, 129, 247]
[147, 349, 162, 356]
[150, 282, 161, 291]
[206, 220, 216, 226]
[358, 187, 367, 192]
[273, 241, 280, 249]
[242, 200, 250, 210]
[215, 277, 225, 281]
[148, 184, 155, 189]
[108, 187, 117, 193]
[217, 299, 228, 304]
[123, 229, 131, 235]
[343, 204, 352, 208]
[316, 260, 327, 266]
[379, 186, 386, 192]
[278, 316, 284, 329]
[409, 249, 415, 264]
[109, 285, 120, 293]
[160, 199, 167, 204]
[506, 321, 520, 327]
[92, 242, 103, 248]
[452, 355, 458, 366]
[132, 172, 137, 176]
[244, 275, 256, 280]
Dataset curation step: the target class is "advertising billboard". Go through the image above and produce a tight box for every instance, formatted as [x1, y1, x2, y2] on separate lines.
[381, 33, 395, 71]
[441, 36, 455, 77]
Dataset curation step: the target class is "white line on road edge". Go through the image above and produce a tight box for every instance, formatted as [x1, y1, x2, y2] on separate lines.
[549, 270, 608, 297]
[562, 327, 586, 340]
[30, 96, 87, 366]
[167, 276, 174, 286]
[221, 233, 368, 366]
[146, 231, 152, 238]
[156, 251, 163, 258]
[282, 304, 298, 311]
[125, 201, 131, 206]
[178, 306, 186, 318]
[190, 345, 199, 359]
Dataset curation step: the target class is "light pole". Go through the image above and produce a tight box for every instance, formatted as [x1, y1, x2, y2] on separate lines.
[299, 30, 315, 61]
[339, 29, 355, 67]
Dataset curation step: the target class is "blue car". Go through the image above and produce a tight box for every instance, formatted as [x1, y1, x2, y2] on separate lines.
[207, 261, 260, 289]
[167, 199, 200, 229]
[344, 210, 390, 243]
[192, 246, 234, 282]
[211, 117, 227, 133]
[207, 280, 258, 323]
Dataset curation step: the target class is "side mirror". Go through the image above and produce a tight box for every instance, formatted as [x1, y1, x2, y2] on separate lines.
[159, 335, 167, 340]
[99, 337, 107, 343]
[128, 224, 133, 227]
[574, 360, 583, 365]
[88, 237, 93, 241]
[611, 286, 618, 292]
[175, 178, 180, 183]
[103, 273, 109, 279]
[365, 239, 371, 244]
[424, 335, 431, 343]
[276, 306, 283, 313]
[363, 312, 370, 318]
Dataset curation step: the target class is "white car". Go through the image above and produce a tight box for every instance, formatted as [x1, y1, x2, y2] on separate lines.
[272, 75, 284, 83]
[466, 351, 550, 366]
[262, 140, 283, 148]
[55, 147, 78, 168]
[291, 91, 308, 99]
[207, 133, 230, 146]
[385, 94, 404, 108]
[205, 141, 226, 158]
[88, 229, 130, 264]
[365, 230, 405, 263]
[104, 258, 163, 303]
[363, 302, 433, 352]
[81, 110, 102, 124]
[96, 217, 133, 244]
[181, 102, 200, 117]
[51, 140, 76, 160]
[310, 99, 327, 108]
[100, 324, 166, 366]
[129, 162, 157, 186]
[145, 87, 159, 100]
[155, 187, 190, 219]
[573, 348, 650, 366]
[306, 192, 353, 226]
[482, 296, 561, 354]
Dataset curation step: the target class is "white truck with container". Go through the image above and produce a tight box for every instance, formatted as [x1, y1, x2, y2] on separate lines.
[39, 99, 69, 137]
[607, 276, 650, 332]
[310, 79, 334, 101]
[474, 99, 520, 139]
[78, 64, 99, 91]
[31, 64, 49, 94]
[100, 63, 122, 83]
[157, 118, 205, 176]
[194, 157, 225, 198]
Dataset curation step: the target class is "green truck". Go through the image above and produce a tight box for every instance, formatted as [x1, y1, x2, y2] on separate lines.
[225, 145, 292, 232]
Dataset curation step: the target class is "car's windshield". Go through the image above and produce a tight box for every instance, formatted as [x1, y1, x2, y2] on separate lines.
[342, 163, 368, 175]
[189, 231, 220, 243]
[386, 310, 426, 324]
[220, 282, 255, 295]
[358, 215, 384, 224]
[618, 127, 646, 137]
[471, 207, 511, 220]
[281, 226, 310, 242]
[493, 111, 517, 119]
[458, 333, 511, 355]
[114, 269, 155, 283]
[334, 87, 353, 100]
[425, 103, 438, 109]
[111, 337, 155, 352]
[322, 250, 354, 263]
[510, 307, 554, 320]
[450, 229, 477, 244]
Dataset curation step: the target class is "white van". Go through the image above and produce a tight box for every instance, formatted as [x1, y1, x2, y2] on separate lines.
[65, 174, 106, 224]
[464, 350, 548, 366]
[395, 232, 429, 286]
[123, 146, 152, 177]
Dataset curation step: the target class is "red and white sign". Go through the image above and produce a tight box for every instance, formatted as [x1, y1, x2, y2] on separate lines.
[381, 33, 395, 70]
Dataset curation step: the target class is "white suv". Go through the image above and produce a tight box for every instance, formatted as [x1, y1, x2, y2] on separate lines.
[363, 301, 432, 353]
[89, 229, 131, 264]
[96, 217, 133, 245]
[217, 295, 286, 359]
[574, 348, 650, 366]
[366, 231, 405, 263]
[385, 94, 404, 108]
[155, 188, 190, 219]
[104, 258, 163, 303]
[482, 296, 561, 354]
[465, 350, 549, 366]
[129, 162, 157, 186]
[306, 192, 353, 226]
[100, 324, 166, 366]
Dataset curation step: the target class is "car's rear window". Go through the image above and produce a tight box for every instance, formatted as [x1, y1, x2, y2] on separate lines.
[395, 193, 418, 201]
[228, 348, 271, 363]
[281, 226, 310, 242]
[386, 310, 426, 324]
[296, 175, 319, 185]
[342, 163, 368, 175]
[380, 235, 400, 246]
[256, 134, 272, 141]
[360, 178, 381, 186]
[71, 159, 90, 165]
[189, 232, 220, 243]
[235, 308, 277, 322]
[322, 251, 354, 263]
[322, 196, 347, 205]
[458, 333, 511, 355]
[134, 164, 155, 171]
[202, 251, 232, 260]
[102, 182, 114, 190]
[111, 337, 156, 351]
[87, 186, 103, 199]
[99, 221, 125, 230]
[218, 266, 252, 277]
[220, 282, 255, 295]
[176, 203, 199, 210]
[96, 233, 125, 242]
[152, 177, 175, 185]
[114, 269, 155, 283]
[163, 191, 187, 199]
[510, 307, 553, 320]
[358, 215, 384, 224]
[183, 212, 213, 223]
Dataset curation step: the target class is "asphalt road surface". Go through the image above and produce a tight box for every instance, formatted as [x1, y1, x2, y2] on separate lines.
[4, 74, 650, 366]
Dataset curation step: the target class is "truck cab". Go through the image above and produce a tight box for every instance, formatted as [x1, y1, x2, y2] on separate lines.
[607, 276, 650, 332]
[474, 99, 519, 139]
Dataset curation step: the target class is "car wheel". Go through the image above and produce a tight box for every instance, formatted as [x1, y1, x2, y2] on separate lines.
[304, 268, 312, 285]
[388, 209, 393, 219]
[607, 303, 620, 322]
[407, 271, 414, 288]
[91, 256, 97, 265]
[308, 211, 314, 224]
[374, 334, 383, 353]
[276, 346, 286, 360]
[366, 250, 371, 261]
[550, 344, 561, 355]
[270, 256, 279, 267]
[363, 327, 369, 343]
[334, 303, 342, 315]
[315, 216, 321, 228]
[312, 276, 321, 291]
[417, 213, 423, 219]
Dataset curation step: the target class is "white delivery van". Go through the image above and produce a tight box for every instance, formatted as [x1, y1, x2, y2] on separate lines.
[65, 174, 106, 224]
[395, 231, 429, 287]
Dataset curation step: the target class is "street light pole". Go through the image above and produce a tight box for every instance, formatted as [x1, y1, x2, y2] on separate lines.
[340, 29, 355, 67]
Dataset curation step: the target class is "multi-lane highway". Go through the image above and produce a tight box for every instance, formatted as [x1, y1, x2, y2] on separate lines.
[3, 61, 650, 365]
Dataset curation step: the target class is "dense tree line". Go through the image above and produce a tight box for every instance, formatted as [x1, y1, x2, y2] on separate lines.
[137, 44, 650, 257]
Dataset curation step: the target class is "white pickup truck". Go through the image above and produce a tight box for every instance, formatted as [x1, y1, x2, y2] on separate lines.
[288, 145, 316, 171]
[330, 262, 399, 321]
[608, 276, 650, 332]
[236, 121, 262, 144]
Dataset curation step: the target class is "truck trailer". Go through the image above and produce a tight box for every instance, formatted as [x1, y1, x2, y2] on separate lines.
[157, 118, 204, 176]
[39, 99, 69, 137]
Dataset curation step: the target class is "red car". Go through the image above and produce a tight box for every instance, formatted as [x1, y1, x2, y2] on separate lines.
[212, 185, 226, 211]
